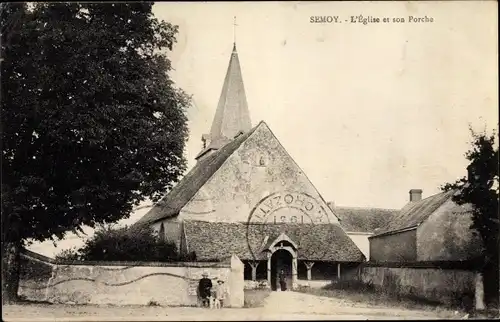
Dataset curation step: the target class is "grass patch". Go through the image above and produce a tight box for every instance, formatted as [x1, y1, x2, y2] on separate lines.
[295, 280, 462, 318]
[244, 288, 271, 308]
[7, 295, 53, 306]
[473, 309, 500, 319]
[147, 300, 161, 307]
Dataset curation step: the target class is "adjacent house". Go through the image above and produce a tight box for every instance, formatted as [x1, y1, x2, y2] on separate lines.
[369, 189, 483, 262]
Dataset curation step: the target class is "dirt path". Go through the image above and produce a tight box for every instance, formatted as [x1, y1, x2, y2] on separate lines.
[258, 291, 459, 320]
[3, 291, 460, 321]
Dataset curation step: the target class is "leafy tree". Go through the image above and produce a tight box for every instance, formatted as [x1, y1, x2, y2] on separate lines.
[54, 247, 83, 262]
[54, 225, 196, 263]
[1, 2, 190, 303]
[441, 128, 499, 308]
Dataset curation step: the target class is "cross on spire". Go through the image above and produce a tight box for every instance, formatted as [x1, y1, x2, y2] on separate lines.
[233, 16, 238, 44]
[195, 17, 251, 161]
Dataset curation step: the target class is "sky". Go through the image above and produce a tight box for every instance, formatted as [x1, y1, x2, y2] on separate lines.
[28, 1, 498, 257]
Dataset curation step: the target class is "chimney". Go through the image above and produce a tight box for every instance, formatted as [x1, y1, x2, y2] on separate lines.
[409, 189, 423, 202]
[467, 164, 480, 182]
[201, 134, 211, 149]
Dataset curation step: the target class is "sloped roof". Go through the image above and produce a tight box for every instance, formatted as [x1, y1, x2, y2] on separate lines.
[372, 190, 456, 237]
[183, 220, 366, 262]
[21, 248, 56, 264]
[329, 204, 399, 233]
[135, 123, 261, 225]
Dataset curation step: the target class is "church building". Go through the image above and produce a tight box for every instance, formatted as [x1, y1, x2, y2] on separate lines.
[136, 42, 365, 290]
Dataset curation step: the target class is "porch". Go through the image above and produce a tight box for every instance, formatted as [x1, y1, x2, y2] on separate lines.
[243, 249, 359, 290]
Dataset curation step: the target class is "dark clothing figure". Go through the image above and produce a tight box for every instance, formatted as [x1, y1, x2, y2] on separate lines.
[279, 270, 287, 291]
[198, 277, 212, 307]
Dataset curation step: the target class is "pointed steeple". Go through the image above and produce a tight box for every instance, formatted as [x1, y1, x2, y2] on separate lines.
[196, 42, 252, 160]
[210, 42, 252, 141]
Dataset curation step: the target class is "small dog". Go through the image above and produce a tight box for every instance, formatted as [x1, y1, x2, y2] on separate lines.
[209, 289, 221, 309]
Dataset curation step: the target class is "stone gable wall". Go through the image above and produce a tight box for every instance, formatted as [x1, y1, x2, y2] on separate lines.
[416, 199, 483, 261]
[179, 123, 339, 225]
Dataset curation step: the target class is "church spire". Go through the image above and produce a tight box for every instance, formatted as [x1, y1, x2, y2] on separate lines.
[210, 41, 251, 142]
[197, 32, 252, 160]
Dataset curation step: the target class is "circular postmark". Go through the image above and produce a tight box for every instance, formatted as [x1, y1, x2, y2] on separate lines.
[245, 191, 331, 261]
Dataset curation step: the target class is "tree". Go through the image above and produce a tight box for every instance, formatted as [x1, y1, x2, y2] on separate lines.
[1, 2, 190, 303]
[54, 225, 195, 263]
[54, 247, 83, 262]
[441, 128, 499, 309]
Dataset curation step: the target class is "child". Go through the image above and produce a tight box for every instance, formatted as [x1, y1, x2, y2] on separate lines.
[215, 279, 228, 308]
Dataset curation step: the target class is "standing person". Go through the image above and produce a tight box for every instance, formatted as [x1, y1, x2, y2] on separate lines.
[198, 272, 212, 307]
[215, 279, 228, 308]
[279, 269, 287, 291]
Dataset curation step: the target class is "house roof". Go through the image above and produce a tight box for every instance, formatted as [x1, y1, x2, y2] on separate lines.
[371, 190, 456, 237]
[135, 123, 262, 225]
[329, 204, 399, 233]
[21, 248, 56, 264]
[182, 220, 366, 262]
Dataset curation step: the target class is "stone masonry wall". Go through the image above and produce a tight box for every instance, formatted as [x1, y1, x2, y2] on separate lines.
[151, 218, 182, 252]
[19, 254, 244, 308]
[359, 265, 478, 307]
[369, 230, 417, 262]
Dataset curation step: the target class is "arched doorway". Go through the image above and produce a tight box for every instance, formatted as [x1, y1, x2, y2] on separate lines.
[270, 249, 293, 291]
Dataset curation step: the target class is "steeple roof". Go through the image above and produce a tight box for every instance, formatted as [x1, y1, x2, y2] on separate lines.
[211, 42, 251, 141]
[196, 43, 251, 159]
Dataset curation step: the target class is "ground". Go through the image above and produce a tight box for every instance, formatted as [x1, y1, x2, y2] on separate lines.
[2, 291, 465, 321]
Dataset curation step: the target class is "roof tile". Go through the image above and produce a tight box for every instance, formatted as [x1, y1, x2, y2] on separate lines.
[372, 190, 455, 237]
[329, 205, 399, 233]
[183, 220, 366, 262]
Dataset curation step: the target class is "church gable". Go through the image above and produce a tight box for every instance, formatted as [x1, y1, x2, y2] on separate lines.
[179, 121, 340, 224]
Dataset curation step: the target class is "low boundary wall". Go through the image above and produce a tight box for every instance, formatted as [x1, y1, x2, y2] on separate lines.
[18, 251, 244, 307]
[356, 261, 484, 309]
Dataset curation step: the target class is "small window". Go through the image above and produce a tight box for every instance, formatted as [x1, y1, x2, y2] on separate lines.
[256, 153, 269, 167]
[159, 223, 165, 241]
